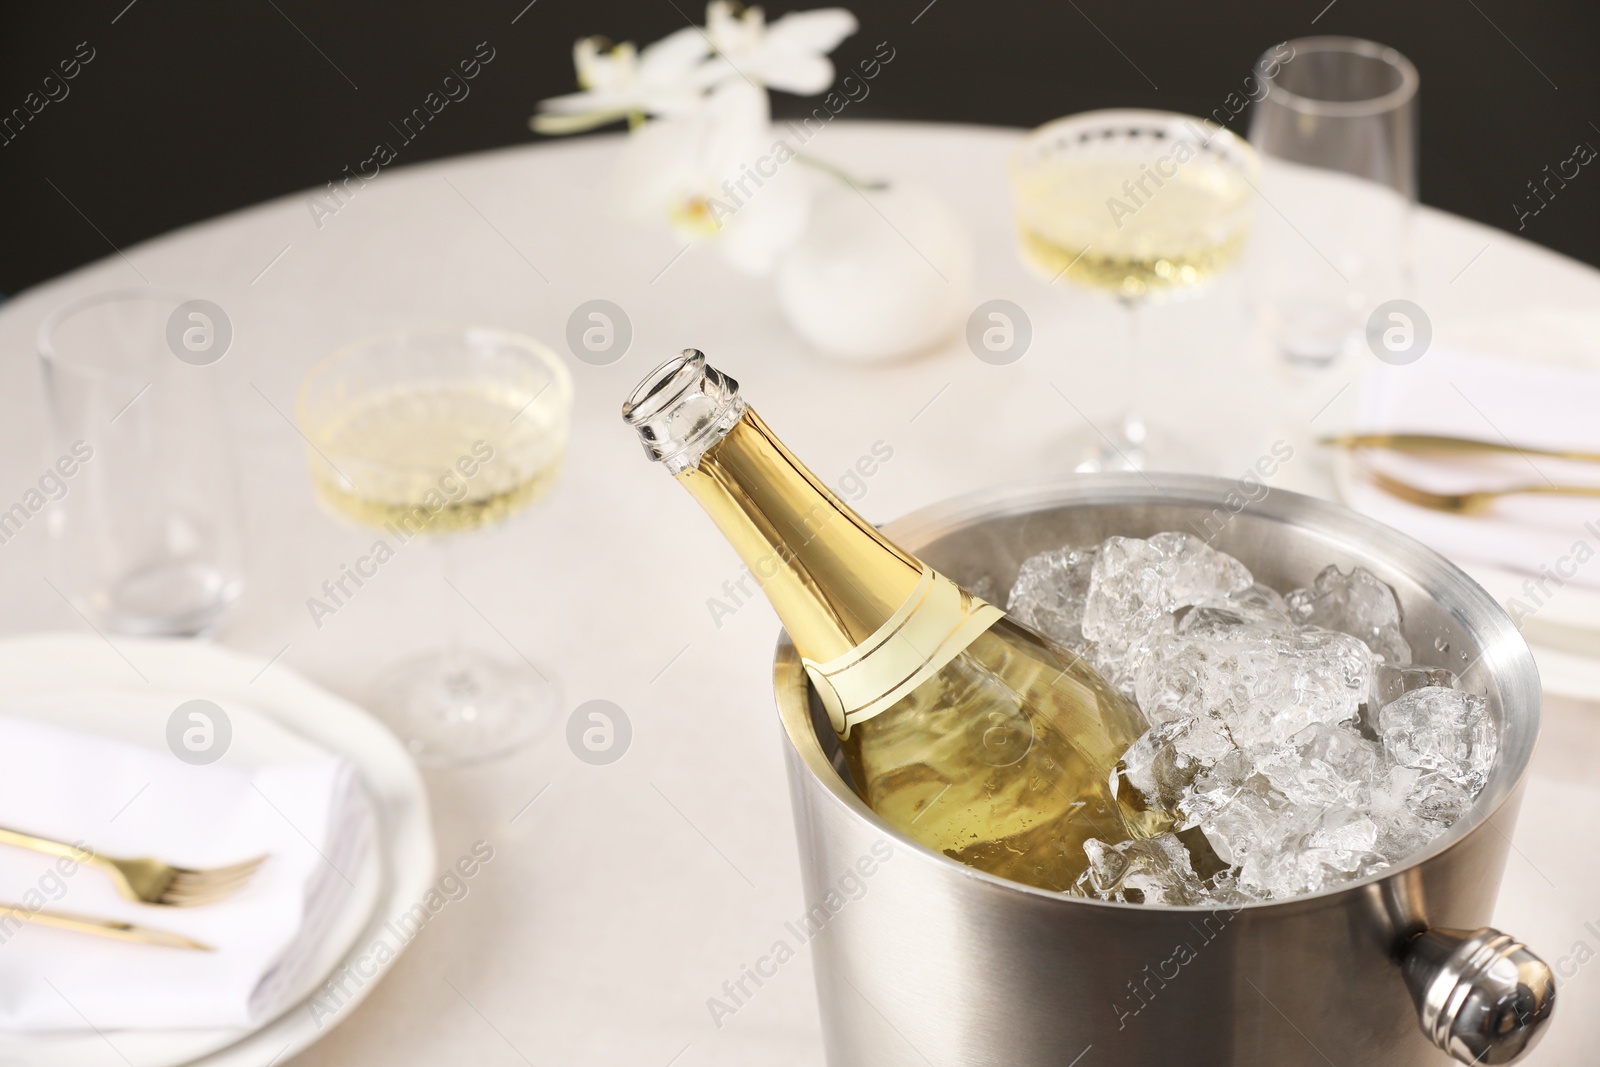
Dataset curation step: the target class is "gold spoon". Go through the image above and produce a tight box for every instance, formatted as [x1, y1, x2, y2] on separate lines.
[1363, 467, 1600, 516]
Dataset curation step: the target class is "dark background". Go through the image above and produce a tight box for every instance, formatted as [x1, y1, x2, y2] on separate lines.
[2, 0, 1597, 296]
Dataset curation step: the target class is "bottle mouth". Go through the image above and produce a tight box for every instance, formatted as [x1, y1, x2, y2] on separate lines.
[622, 350, 705, 425]
[621, 349, 746, 473]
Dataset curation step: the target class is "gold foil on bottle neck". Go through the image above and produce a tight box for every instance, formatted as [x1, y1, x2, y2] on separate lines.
[802, 566, 1004, 737]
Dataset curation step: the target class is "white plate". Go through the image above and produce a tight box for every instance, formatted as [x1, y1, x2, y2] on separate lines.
[1329, 431, 1600, 640]
[0, 634, 435, 1067]
[1331, 307, 1600, 643]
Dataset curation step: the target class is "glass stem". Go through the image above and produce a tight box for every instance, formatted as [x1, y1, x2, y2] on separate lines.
[438, 537, 464, 666]
[1121, 295, 1147, 448]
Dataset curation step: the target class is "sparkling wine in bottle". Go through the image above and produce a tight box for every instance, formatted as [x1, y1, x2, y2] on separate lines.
[622, 351, 1164, 893]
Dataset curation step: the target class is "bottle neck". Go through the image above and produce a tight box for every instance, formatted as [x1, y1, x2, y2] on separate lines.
[676, 408, 925, 663]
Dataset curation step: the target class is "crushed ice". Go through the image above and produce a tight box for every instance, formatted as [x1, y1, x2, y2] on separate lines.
[1003, 533, 1499, 905]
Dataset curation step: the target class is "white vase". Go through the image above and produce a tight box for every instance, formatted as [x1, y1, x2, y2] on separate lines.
[775, 181, 975, 362]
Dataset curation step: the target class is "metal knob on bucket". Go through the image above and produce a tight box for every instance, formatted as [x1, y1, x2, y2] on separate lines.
[773, 475, 1556, 1067]
[1403, 927, 1555, 1064]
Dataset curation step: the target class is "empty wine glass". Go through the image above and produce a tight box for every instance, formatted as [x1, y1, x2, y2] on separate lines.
[1248, 36, 1420, 365]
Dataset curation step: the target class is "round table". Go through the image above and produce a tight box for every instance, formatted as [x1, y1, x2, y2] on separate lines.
[1, 122, 1597, 1066]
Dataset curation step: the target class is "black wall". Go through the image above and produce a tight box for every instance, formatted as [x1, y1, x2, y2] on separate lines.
[2, 0, 1597, 296]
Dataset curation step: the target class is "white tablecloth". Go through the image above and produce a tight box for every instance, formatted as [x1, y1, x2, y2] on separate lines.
[1, 122, 1597, 1066]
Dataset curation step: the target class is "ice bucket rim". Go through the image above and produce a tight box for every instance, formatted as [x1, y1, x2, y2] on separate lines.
[772, 472, 1541, 913]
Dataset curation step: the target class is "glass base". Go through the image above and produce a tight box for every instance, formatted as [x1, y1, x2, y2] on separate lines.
[95, 561, 241, 637]
[374, 647, 555, 768]
[1055, 417, 1210, 474]
[1262, 296, 1362, 367]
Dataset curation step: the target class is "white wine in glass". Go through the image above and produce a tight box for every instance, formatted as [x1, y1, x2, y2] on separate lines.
[298, 327, 572, 767]
[1011, 111, 1258, 471]
[308, 381, 566, 532]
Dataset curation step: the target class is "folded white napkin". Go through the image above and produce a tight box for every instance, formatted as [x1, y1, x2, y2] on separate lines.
[1352, 346, 1600, 590]
[0, 706, 370, 1031]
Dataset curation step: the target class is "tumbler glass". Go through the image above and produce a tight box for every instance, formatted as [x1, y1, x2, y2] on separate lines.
[37, 289, 243, 635]
[1247, 37, 1419, 365]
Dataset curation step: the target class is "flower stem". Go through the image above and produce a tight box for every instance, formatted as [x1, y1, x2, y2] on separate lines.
[794, 152, 889, 192]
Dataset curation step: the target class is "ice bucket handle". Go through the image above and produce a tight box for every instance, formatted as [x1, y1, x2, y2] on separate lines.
[1401, 926, 1555, 1064]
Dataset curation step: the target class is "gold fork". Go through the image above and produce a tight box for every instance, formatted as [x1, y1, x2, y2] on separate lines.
[1323, 433, 1600, 464]
[1363, 467, 1600, 516]
[0, 826, 265, 907]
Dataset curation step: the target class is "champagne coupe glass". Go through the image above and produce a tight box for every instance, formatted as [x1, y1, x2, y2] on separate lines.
[1247, 37, 1419, 365]
[297, 327, 572, 767]
[1011, 110, 1259, 472]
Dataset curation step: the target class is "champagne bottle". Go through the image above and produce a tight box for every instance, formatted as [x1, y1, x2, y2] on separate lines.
[623, 351, 1163, 893]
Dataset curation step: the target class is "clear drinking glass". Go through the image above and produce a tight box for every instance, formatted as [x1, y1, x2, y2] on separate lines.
[37, 289, 243, 635]
[297, 327, 572, 767]
[1247, 36, 1419, 365]
[1011, 110, 1259, 471]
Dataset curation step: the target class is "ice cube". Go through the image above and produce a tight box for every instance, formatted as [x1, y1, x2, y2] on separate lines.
[1134, 628, 1372, 752]
[1236, 582, 1292, 617]
[1176, 583, 1297, 638]
[1256, 722, 1380, 808]
[1120, 724, 1188, 810]
[1077, 834, 1204, 905]
[1120, 720, 1225, 810]
[1174, 748, 1256, 831]
[1408, 772, 1474, 825]
[1167, 714, 1237, 765]
[1197, 778, 1288, 869]
[1286, 564, 1413, 664]
[1146, 532, 1256, 604]
[1368, 766, 1434, 856]
[1225, 797, 1363, 898]
[1121, 835, 1205, 906]
[1378, 685, 1497, 791]
[1201, 866, 1257, 905]
[1367, 764, 1470, 863]
[1370, 662, 1458, 710]
[1006, 545, 1098, 646]
[1081, 534, 1254, 666]
[1306, 808, 1379, 871]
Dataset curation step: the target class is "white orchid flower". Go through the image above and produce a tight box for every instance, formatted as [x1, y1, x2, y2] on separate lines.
[533, 28, 710, 134]
[699, 2, 859, 94]
[537, 4, 859, 273]
[613, 78, 809, 275]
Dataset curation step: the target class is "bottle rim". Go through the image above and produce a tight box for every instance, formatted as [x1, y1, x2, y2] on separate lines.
[621, 348, 747, 472]
[621, 349, 705, 425]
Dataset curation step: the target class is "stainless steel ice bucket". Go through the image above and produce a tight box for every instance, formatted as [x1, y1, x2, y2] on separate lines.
[774, 475, 1553, 1067]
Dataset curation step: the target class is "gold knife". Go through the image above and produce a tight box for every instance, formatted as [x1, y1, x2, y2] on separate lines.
[1321, 433, 1600, 464]
[0, 902, 214, 951]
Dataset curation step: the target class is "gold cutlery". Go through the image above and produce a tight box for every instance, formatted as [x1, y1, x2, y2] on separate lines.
[1362, 467, 1600, 516]
[0, 826, 265, 907]
[0, 902, 212, 950]
[1322, 432, 1600, 464]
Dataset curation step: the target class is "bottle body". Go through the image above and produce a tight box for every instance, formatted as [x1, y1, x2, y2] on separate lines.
[844, 616, 1155, 892]
[624, 351, 1155, 892]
